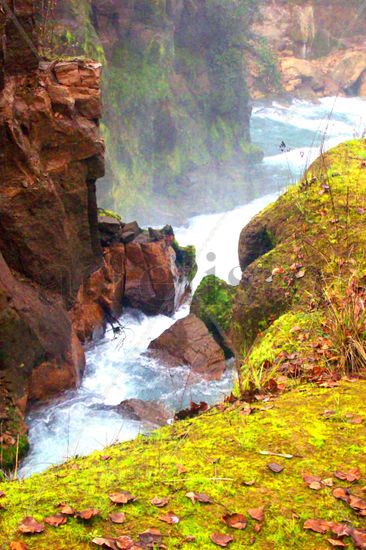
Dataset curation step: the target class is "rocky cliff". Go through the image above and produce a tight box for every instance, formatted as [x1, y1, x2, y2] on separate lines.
[0, 0, 106, 468]
[0, 0, 195, 471]
[50, 0, 259, 224]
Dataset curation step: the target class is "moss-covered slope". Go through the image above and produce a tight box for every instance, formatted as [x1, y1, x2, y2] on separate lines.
[231, 139, 366, 384]
[0, 381, 365, 548]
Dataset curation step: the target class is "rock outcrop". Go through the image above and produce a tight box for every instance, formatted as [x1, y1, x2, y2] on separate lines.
[249, 0, 366, 98]
[71, 222, 196, 342]
[148, 314, 227, 381]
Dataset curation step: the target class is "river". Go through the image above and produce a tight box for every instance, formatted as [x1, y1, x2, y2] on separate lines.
[19, 96, 366, 476]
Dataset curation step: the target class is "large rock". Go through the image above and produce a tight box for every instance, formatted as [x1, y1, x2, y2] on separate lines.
[148, 314, 227, 381]
[115, 399, 171, 427]
[331, 50, 366, 90]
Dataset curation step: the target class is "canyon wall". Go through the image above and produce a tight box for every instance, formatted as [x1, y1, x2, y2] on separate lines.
[51, 0, 259, 224]
[0, 0, 106, 466]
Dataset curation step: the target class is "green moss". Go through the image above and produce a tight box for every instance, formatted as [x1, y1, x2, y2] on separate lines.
[192, 276, 236, 334]
[0, 381, 365, 548]
[173, 242, 198, 283]
[97, 208, 122, 222]
[233, 139, 366, 387]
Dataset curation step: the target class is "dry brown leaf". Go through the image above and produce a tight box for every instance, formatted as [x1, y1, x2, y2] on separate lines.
[334, 468, 361, 482]
[303, 519, 333, 534]
[327, 539, 346, 547]
[151, 497, 169, 508]
[18, 517, 45, 534]
[92, 538, 118, 549]
[138, 528, 162, 546]
[115, 536, 135, 550]
[333, 487, 350, 502]
[268, 463, 284, 473]
[210, 533, 234, 547]
[109, 491, 136, 505]
[76, 508, 99, 520]
[177, 464, 187, 474]
[44, 514, 68, 527]
[58, 503, 76, 515]
[159, 512, 179, 524]
[109, 512, 126, 524]
[185, 491, 211, 504]
[222, 513, 247, 530]
[10, 543, 28, 550]
[248, 507, 264, 522]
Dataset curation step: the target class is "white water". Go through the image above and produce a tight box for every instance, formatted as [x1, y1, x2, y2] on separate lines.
[20, 96, 366, 476]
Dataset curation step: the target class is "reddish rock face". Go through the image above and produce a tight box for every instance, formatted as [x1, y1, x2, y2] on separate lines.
[148, 314, 227, 381]
[0, 0, 104, 444]
[71, 233, 191, 342]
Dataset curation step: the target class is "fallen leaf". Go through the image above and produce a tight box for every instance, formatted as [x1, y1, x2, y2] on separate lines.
[185, 536, 196, 542]
[159, 512, 179, 524]
[351, 528, 366, 549]
[0, 491, 5, 498]
[18, 517, 45, 534]
[177, 464, 187, 474]
[115, 536, 135, 550]
[185, 492, 211, 504]
[101, 455, 111, 461]
[210, 533, 234, 547]
[151, 497, 169, 508]
[248, 507, 264, 522]
[44, 514, 68, 527]
[76, 508, 99, 520]
[109, 512, 126, 524]
[92, 538, 117, 549]
[222, 513, 247, 530]
[303, 519, 333, 534]
[254, 523, 262, 534]
[10, 543, 28, 550]
[138, 528, 162, 546]
[349, 495, 366, 512]
[348, 415, 363, 425]
[309, 481, 323, 490]
[331, 524, 352, 537]
[59, 504, 76, 515]
[109, 491, 136, 505]
[323, 478, 334, 488]
[327, 539, 346, 547]
[333, 487, 350, 502]
[295, 269, 306, 279]
[334, 468, 361, 482]
[268, 463, 284, 473]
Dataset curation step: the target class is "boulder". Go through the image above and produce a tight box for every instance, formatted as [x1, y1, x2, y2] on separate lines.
[148, 314, 227, 380]
[115, 399, 171, 426]
[331, 50, 366, 90]
[191, 275, 236, 357]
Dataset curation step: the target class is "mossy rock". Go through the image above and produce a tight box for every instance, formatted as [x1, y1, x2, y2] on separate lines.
[191, 275, 236, 356]
[0, 381, 366, 548]
[232, 139, 366, 365]
[173, 241, 198, 283]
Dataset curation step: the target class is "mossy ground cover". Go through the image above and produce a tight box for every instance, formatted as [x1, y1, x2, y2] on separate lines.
[0, 381, 365, 549]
